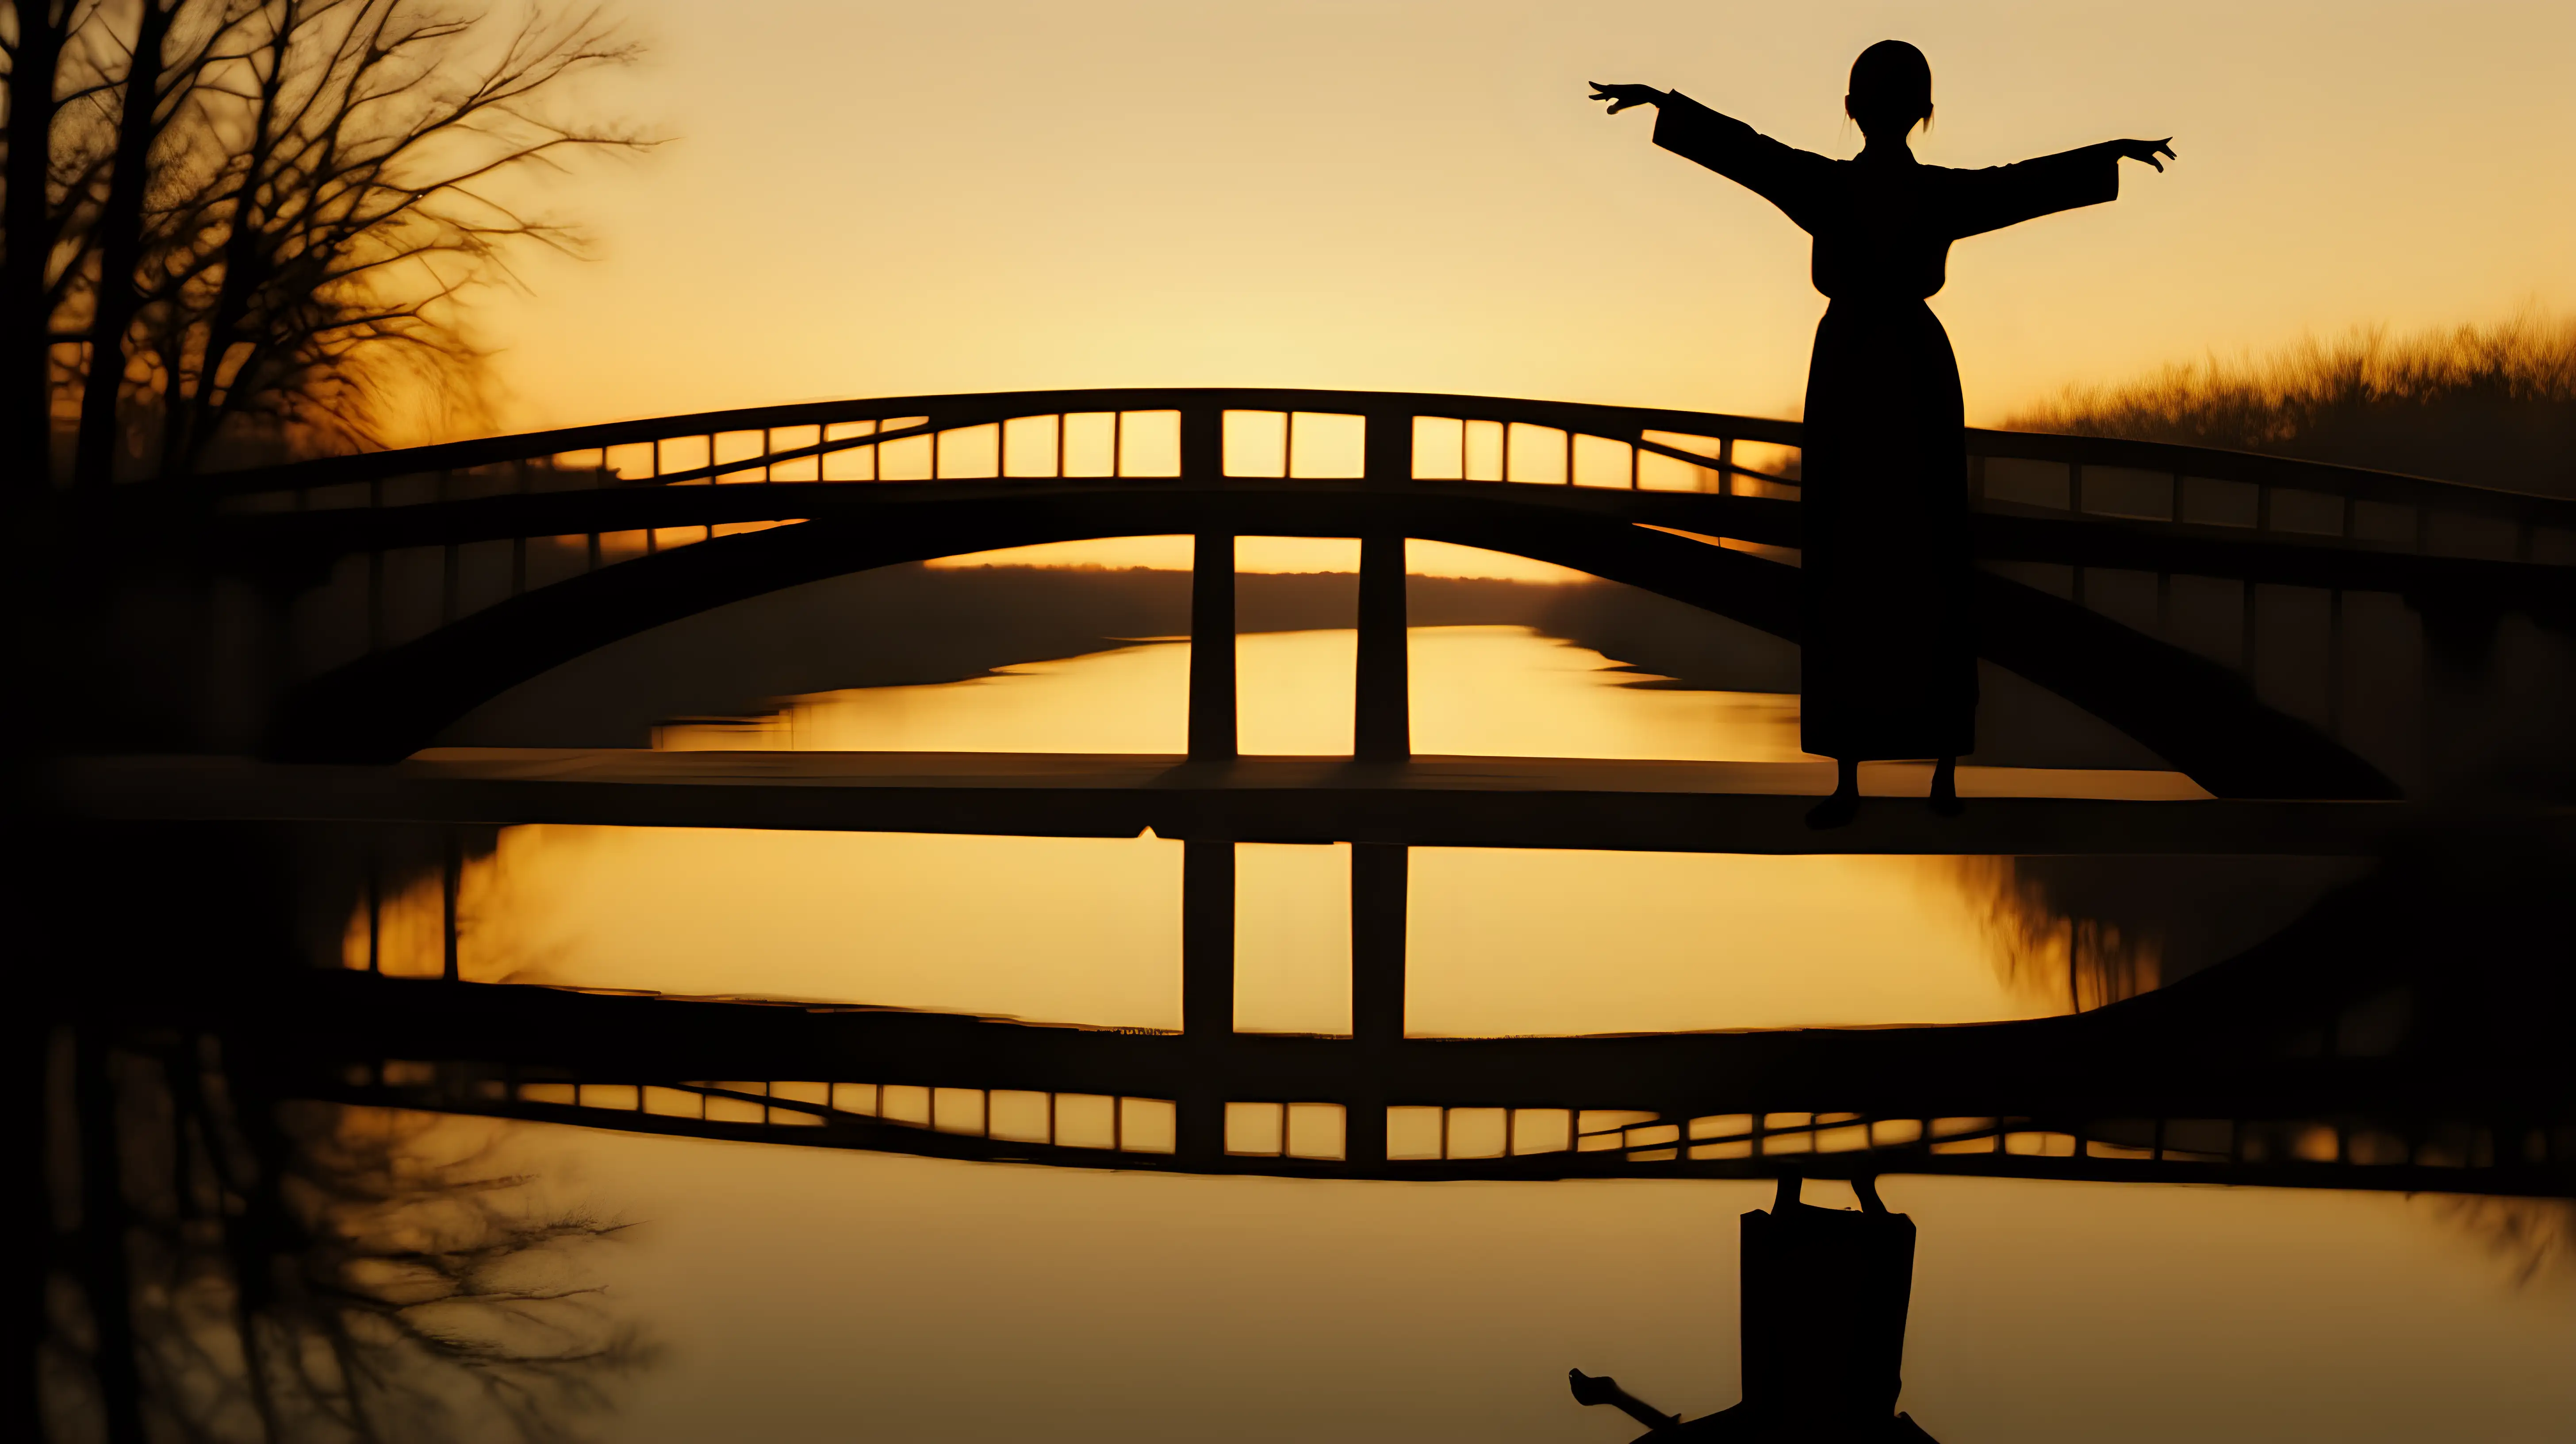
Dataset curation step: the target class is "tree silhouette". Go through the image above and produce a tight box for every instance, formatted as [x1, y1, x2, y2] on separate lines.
[1, 0, 652, 492]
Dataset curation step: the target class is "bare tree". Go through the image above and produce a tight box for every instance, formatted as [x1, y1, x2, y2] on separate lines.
[0, 0, 88, 492]
[64, 0, 184, 491]
[2, 0, 648, 491]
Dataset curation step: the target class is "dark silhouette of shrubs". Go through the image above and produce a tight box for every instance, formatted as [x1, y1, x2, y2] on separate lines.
[2009, 313, 2576, 499]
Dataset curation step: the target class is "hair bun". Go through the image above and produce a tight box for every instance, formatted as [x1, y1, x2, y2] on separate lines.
[1849, 39, 1932, 115]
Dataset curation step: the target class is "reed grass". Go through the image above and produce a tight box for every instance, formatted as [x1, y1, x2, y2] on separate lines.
[2008, 312, 2576, 497]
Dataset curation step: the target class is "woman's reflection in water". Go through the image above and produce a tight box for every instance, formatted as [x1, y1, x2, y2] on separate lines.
[1593, 41, 2174, 828]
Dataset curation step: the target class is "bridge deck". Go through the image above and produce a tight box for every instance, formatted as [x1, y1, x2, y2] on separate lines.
[52, 749, 2551, 854]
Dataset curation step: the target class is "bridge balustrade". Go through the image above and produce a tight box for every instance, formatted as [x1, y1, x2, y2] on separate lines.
[188, 388, 2576, 790]
[302, 800, 2572, 1195]
[322, 1056, 2568, 1195]
[47, 396, 2566, 1199]
[201, 386, 2576, 557]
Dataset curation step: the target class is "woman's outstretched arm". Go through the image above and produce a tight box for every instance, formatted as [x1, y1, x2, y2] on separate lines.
[1590, 82, 1827, 226]
[1947, 137, 2174, 239]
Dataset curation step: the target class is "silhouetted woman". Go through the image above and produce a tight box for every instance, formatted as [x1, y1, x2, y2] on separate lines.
[1593, 42, 2172, 828]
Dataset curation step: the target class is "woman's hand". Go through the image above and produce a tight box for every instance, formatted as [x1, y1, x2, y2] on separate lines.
[1589, 82, 1664, 115]
[2114, 138, 2177, 171]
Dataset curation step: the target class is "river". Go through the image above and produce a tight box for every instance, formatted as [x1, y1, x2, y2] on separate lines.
[284, 611, 2569, 1443]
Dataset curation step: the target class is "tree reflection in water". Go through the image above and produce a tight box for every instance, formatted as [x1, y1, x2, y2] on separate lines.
[42, 1030, 651, 1444]
[1937, 854, 2371, 1014]
[1944, 856, 2163, 1013]
[2423, 1194, 2576, 1291]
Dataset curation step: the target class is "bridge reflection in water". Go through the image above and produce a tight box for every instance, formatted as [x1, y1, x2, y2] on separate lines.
[49, 387, 2576, 1440]
[279, 826, 2562, 1199]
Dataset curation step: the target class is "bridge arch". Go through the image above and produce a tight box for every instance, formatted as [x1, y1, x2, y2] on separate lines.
[263, 484, 2396, 798]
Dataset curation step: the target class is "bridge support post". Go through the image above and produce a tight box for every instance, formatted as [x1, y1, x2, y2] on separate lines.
[441, 830, 461, 983]
[1355, 532, 1411, 762]
[1188, 531, 1236, 762]
[2419, 598, 2502, 795]
[1179, 839, 1235, 1163]
[1182, 840, 1236, 1038]
[1356, 410, 1412, 764]
[1346, 841, 1409, 1165]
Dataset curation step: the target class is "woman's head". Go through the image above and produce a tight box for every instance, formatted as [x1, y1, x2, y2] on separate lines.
[1846, 40, 1933, 139]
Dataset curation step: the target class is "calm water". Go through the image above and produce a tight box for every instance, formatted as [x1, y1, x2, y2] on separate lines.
[648, 624, 1808, 760]
[234, 618, 2576, 1440]
[376, 626, 2253, 1030]
[534, 1131, 2574, 1444]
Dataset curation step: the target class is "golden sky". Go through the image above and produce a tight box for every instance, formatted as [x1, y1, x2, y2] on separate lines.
[485, 0, 2574, 434]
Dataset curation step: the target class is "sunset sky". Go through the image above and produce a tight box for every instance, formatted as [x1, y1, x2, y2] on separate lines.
[480, 0, 2574, 436]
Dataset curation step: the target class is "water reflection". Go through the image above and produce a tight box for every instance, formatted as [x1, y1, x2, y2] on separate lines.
[652, 625, 1809, 762]
[2428, 1194, 2576, 1289]
[372, 622, 2300, 1028]
[51, 828, 2569, 1443]
[1410, 848, 2066, 1034]
[380, 827, 1189, 1026]
[49, 568, 2564, 1441]
[344, 826, 2362, 1029]
[41, 1035, 651, 1444]
[48, 1070, 2567, 1444]
[1936, 854, 2375, 1011]
[533, 1133, 2571, 1444]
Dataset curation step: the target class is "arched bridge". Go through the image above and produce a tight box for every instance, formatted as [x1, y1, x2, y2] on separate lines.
[64, 388, 2576, 1198]
[202, 387, 2576, 800]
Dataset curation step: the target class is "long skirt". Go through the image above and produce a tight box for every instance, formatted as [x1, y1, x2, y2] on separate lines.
[1796, 297, 1977, 761]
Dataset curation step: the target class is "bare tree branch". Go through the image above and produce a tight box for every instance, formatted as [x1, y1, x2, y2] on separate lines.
[12, 0, 653, 485]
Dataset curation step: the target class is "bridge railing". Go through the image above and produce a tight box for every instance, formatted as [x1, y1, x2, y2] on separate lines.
[201, 385, 2576, 565]
[218, 388, 2575, 791]
[326, 1060, 2568, 1194]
